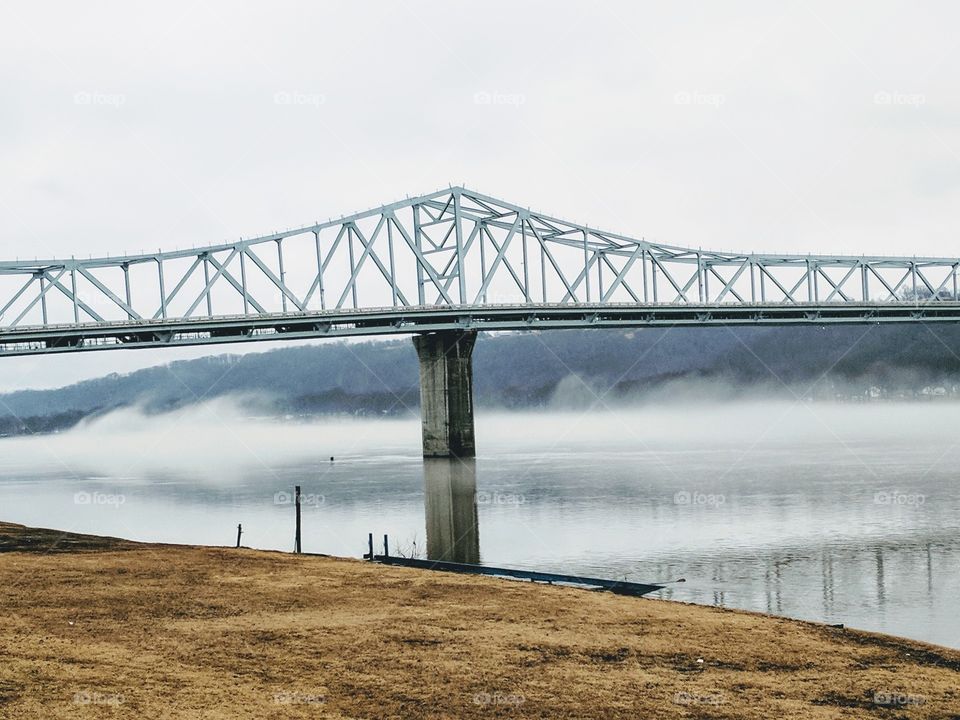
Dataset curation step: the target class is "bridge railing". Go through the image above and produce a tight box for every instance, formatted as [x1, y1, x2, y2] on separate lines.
[2, 187, 959, 330]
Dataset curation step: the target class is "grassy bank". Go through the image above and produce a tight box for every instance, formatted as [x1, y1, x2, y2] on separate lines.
[0, 522, 957, 719]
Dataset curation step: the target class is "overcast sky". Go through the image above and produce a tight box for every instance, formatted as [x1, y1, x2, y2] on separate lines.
[2, 1, 959, 390]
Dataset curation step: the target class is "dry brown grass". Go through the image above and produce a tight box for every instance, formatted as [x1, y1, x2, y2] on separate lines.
[0, 521, 957, 719]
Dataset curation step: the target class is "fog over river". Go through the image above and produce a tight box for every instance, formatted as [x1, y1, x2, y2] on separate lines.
[2, 399, 958, 647]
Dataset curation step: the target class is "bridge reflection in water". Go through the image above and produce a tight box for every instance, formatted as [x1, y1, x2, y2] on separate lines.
[417, 459, 939, 636]
[423, 458, 480, 564]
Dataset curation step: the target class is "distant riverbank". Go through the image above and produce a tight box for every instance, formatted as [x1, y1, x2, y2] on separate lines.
[1, 521, 957, 719]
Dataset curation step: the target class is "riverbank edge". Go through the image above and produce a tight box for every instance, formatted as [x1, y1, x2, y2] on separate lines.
[2, 520, 957, 653]
[2, 520, 959, 719]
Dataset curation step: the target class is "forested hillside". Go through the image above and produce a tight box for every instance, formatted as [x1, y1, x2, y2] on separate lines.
[2, 323, 960, 436]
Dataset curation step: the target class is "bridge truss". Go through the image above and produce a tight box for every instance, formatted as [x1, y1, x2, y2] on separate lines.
[2, 187, 960, 356]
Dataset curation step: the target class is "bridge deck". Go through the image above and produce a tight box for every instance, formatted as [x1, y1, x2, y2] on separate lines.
[0, 302, 958, 356]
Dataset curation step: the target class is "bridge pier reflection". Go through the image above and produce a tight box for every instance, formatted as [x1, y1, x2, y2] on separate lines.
[424, 458, 480, 564]
[413, 330, 477, 458]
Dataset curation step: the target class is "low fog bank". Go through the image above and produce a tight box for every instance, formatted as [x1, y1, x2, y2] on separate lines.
[2, 391, 960, 480]
[544, 370, 960, 410]
[481, 400, 960, 451]
[0, 396, 420, 480]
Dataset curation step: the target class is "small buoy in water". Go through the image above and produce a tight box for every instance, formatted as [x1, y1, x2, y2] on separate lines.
[330, 456, 334, 462]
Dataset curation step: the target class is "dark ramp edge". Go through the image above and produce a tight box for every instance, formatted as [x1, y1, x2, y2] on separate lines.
[373, 555, 664, 597]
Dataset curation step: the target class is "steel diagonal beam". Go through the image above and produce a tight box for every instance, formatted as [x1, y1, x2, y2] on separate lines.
[419, 204, 438, 223]
[335, 218, 388, 310]
[441, 195, 512, 222]
[865, 264, 903, 300]
[487, 223, 528, 299]
[521, 223, 582, 240]
[676, 268, 700, 304]
[922, 266, 956, 302]
[757, 264, 799, 303]
[474, 218, 523, 303]
[77, 266, 143, 320]
[350, 216, 411, 307]
[819, 264, 857, 302]
[458, 192, 499, 216]
[786, 273, 809, 303]
[914, 266, 943, 300]
[711, 262, 749, 302]
[526, 219, 580, 301]
[183, 249, 239, 317]
[432, 218, 456, 247]
[319, 224, 350, 275]
[437, 193, 453, 220]
[10, 269, 58, 327]
[588, 230, 623, 250]
[527, 214, 566, 238]
[301, 224, 350, 309]
[599, 251, 641, 302]
[413, 209, 446, 251]
[244, 245, 305, 311]
[0, 274, 37, 322]
[193, 250, 268, 316]
[458, 210, 516, 228]
[46, 271, 105, 322]
[886, 267, 914, 299]
[10, 271, 65, 327]
[650, 244, 692, 261]
[561, 252, 601, 303]
[152, 256, 204, 319]
[225, 251, 269, 314]
[388, 212, 454, 305]
[647, 253, 691, 303]
[543, 231, 630, 254]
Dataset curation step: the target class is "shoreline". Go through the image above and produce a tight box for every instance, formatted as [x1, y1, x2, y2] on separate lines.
[1, 521, 958, 718]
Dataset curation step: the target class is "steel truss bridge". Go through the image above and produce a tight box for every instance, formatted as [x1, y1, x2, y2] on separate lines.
[2, 187, 960, 357]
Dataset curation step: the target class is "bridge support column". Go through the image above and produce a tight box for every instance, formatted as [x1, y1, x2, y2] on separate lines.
[413, 330, 477, 458]
[424, 458, 480, 563]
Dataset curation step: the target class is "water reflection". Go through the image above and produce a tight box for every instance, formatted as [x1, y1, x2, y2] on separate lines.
[875, 548, 886, 608]
[424, 458, 480, 564]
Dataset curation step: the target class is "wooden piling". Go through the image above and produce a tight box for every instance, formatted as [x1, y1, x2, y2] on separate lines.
[236, 523, 242, 548]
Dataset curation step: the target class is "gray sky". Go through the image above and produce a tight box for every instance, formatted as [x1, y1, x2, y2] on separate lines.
[2, 1, 959, 389]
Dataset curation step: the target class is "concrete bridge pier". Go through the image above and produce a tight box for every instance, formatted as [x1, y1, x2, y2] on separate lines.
[413, 330, 477, 458]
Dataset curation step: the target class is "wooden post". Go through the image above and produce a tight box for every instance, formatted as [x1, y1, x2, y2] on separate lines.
[367, 533, 374, 561]
[236, 523, 242, 548]
[294, 485, 302, 554]
[383, 534, 389, 557]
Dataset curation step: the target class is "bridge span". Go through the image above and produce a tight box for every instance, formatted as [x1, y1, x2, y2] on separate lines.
[3, 186, 960, 457]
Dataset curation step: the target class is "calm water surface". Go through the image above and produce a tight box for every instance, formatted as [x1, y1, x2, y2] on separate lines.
[2, 400, 958, 648]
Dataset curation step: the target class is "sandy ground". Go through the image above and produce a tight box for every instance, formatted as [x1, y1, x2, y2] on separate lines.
[0, 521, 958, 719]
